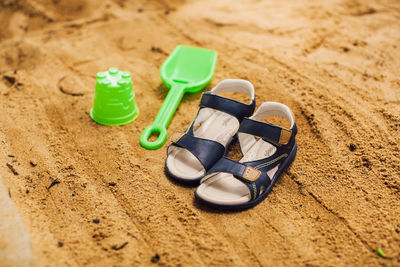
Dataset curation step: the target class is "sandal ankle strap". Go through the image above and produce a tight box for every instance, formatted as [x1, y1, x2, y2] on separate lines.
[199, 79, 255, 121]
[238, 118, 293, 146]
[238, 102, 297, 152]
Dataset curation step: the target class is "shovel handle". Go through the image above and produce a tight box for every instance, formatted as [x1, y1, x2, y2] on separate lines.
[140, 84, 186, 150]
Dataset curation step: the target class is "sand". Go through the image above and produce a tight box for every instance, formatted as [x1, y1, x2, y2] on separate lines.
[0, 0, 399, 266]
[0, 176, 35, 267]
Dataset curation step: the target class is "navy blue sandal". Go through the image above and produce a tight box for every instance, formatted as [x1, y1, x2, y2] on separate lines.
[165, 79, 256, 185]
[195, 102, 297, 210]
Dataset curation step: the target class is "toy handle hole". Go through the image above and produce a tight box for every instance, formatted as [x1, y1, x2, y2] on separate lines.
[140, 125, 168, 150]
[148, 131, 160, 142]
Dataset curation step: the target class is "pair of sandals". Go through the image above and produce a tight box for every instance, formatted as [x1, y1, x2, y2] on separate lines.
[165, 79, 297, 210]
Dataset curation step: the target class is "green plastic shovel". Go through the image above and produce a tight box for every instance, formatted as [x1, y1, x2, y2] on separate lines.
[140, 45, 218, 150]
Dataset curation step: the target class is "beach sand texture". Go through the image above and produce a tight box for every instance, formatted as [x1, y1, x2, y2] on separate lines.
[0, 0, 399, 266]
[0, 176, 35, 267]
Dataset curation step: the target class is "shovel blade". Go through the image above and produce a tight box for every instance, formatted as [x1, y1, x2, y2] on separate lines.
[160, 45, 218, 93]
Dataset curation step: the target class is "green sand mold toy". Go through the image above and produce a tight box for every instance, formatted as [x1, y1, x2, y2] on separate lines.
[140, 45, 218, 150]
[90, 68, 139, 126]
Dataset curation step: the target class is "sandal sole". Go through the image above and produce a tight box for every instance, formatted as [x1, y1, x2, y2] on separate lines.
[194, 141, 298, 210]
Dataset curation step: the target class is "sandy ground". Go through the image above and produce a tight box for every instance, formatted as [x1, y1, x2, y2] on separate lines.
[0, 0, 399, 266]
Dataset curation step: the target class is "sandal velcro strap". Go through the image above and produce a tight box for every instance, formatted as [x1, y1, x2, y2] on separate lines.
[239, 118, 292, 145]
[200, 93, 255, 121]
[202, 157, 271, 200]
[203, 157, 262, 183]
[170, 133, 225, 171]
[242, 166, 262, 182]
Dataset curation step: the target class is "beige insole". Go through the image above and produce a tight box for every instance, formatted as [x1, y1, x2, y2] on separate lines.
[196, 138, 280, 205]
[166, 108, 240, 180]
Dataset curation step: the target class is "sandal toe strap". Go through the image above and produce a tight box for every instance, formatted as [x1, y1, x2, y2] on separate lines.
[202, 157, 271, 201]
[169, 133, 225, 171]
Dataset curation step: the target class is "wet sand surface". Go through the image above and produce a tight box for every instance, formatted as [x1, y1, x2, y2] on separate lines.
[0, 0, 399, 266]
